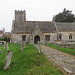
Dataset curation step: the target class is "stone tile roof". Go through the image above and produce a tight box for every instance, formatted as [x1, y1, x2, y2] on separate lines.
[0, 30, 3, 34]
[12, 21, 57, 34]
[56, 22, 75, 32]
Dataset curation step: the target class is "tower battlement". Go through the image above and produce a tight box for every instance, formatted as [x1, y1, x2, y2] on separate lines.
[15, 10, 26, 14]
[15, 10, 26, 21]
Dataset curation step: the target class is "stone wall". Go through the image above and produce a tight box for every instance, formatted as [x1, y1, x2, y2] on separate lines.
[11, 32, 57, 44]
[44, 33, 57, 43]
[58, 32, 75, 40]
[11, 34, 30, 44]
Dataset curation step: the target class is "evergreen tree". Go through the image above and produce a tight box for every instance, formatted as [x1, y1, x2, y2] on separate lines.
[55, 8, 75, 22]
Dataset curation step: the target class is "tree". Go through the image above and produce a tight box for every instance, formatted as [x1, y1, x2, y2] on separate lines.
[55, 8, 75, 22]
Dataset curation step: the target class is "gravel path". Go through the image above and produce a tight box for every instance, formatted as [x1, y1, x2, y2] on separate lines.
[35, 45, 75, 75]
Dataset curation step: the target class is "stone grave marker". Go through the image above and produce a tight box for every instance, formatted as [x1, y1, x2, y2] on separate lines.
[21, 42, 25, 52]
[3, 41, 6, 49]
[37, 56, 42, 66]
[3, 51, 13, 70]
[7, 47, 9, 52]
[38, 41, 41, 54]
[21, 45, 23, 52]
[22, 41, 25, 49]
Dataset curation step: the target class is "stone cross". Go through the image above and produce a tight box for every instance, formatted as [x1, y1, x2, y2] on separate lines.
[3, 51, 13, 70]
[38, 41, 41, 54]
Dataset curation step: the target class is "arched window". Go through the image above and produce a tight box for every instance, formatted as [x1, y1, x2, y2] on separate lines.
[69, 34, 72, 39]
[59, 33, 62, 40]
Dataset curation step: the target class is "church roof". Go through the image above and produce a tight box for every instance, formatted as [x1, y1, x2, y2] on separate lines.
[12, 21, 57, 34]
[56, 22, 75, 32]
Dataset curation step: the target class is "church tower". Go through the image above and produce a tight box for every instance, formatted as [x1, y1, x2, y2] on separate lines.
[15, 10, 26, 21]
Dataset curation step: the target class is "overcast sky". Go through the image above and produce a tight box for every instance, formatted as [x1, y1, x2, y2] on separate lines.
[0, 0, 75, 32]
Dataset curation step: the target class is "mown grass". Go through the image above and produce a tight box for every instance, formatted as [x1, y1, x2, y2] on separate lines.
[46, 44, 75, 56]
[0, 44, 64, 75]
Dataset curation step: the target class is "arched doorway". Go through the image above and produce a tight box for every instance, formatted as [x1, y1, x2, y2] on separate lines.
[34, 35, 40, 44]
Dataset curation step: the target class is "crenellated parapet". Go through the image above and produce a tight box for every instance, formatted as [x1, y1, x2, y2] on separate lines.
[15, 10, 26, 21]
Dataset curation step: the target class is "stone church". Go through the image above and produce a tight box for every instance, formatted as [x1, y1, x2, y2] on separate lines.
[11, 10, 75, 44]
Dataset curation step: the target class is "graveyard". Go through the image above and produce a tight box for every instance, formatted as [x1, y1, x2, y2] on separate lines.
[0, 43, 64, 75]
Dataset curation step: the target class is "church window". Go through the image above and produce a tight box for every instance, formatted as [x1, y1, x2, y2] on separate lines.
[22, 35, 26, 41]
[69, 34, 72, 39]
[45, 35, 50, 41]
[59, 34, 62, 40]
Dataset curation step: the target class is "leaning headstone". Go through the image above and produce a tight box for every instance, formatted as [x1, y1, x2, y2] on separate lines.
[38, 41, 41, 54]
[37, 56, 42, 66]
[21, 44, 23, 52]
[3, 51, 13, 70]
[22, 42, 25, 49]
[3, 41, 6, 49]
[21, 42, 25, 52]
[21, 45, 23, 52]
[7, 47, 9, 52]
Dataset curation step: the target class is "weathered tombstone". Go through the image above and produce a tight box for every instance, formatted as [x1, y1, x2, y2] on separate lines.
[3, 51, 13, 70]
[21, 42, 25, 52]
[38, 41, 41, 54]
[37, 56, 42, 66]
[3, 41, 6, 49]
[21, 45, 23, 52]
[7, 47, 9, 52]
[22, 41, 25, 49]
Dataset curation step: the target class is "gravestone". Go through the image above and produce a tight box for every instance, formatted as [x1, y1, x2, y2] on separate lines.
[37, 56, 42, 66]
[22, 42, 25, 49]
[38, 41, 41, 54]
[21, 45, 23, 52]
[21, 42, 25, 52]
[3, 51, 13, 70]
[7, 47, 9, 52]
[3, 41, 6, 49]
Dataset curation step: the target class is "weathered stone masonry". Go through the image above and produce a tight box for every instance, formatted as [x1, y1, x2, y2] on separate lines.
[11, 10, 75, 44]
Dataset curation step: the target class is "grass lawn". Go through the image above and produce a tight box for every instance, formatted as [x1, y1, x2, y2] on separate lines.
[0, 44, 64, 75]
[46, 44, 75, 56]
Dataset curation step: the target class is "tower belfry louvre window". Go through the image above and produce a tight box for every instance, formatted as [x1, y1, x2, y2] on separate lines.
[22, 35, 26, 41]
[45, 35, 50, 41]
